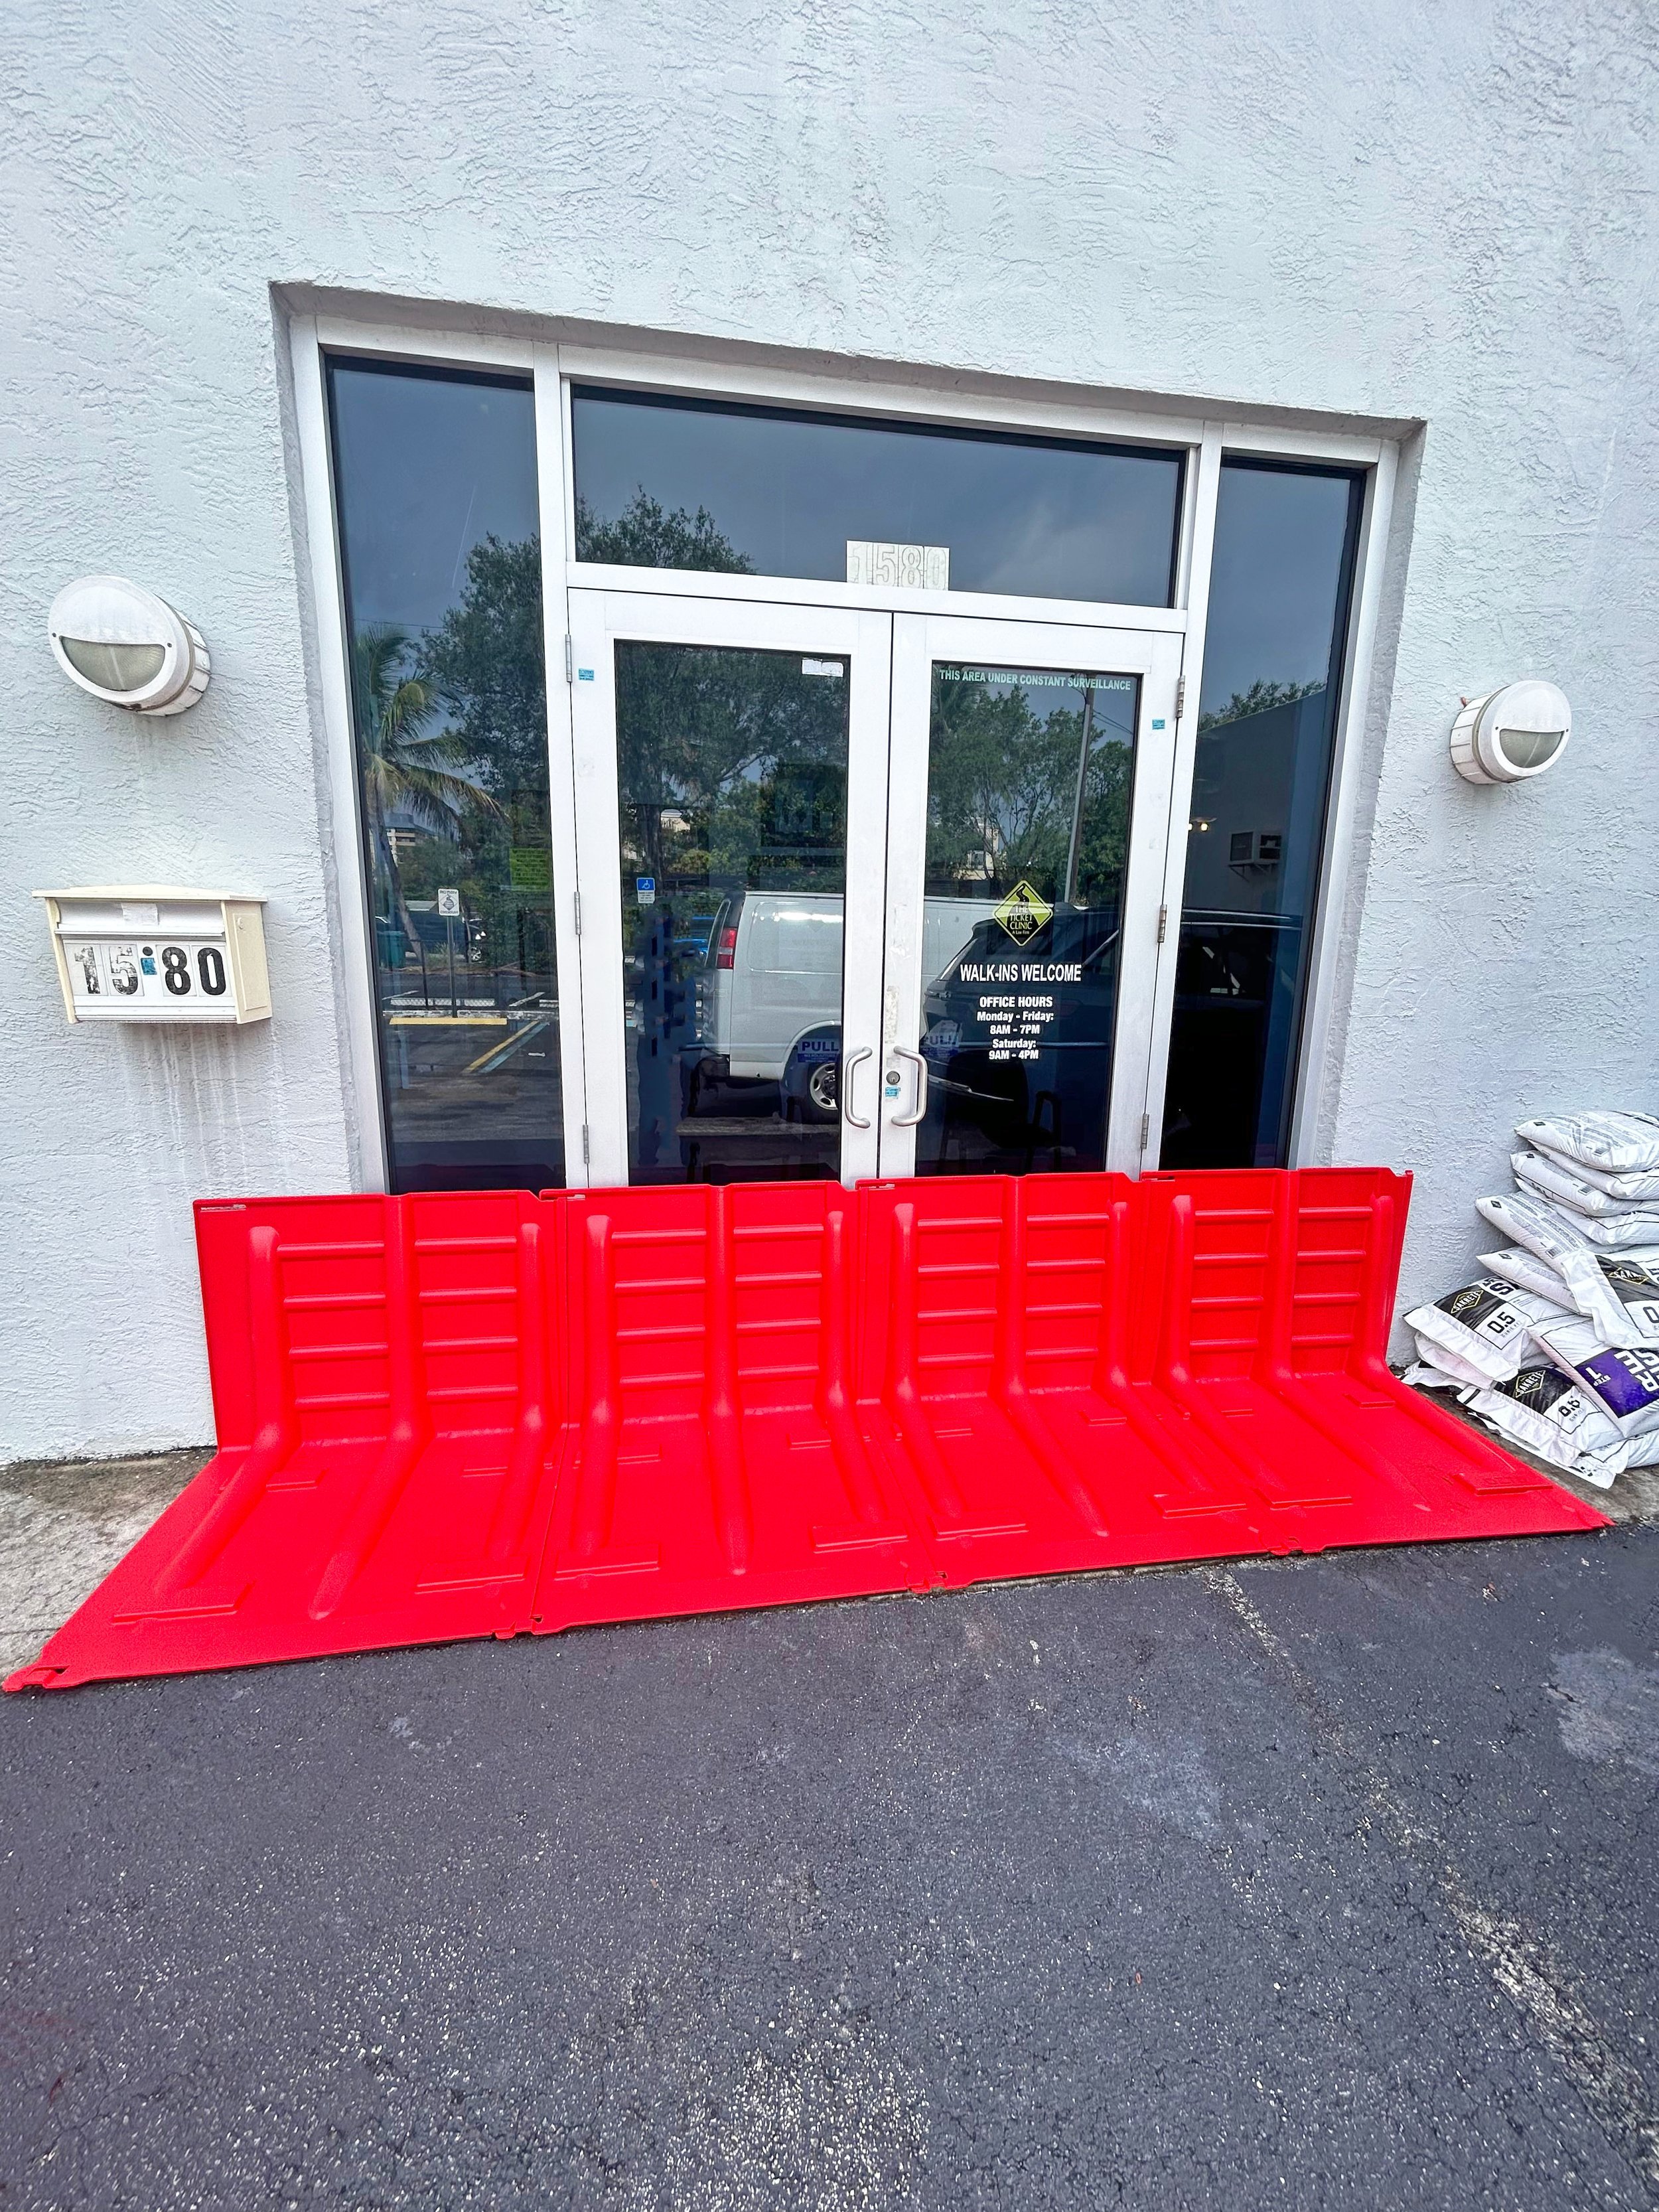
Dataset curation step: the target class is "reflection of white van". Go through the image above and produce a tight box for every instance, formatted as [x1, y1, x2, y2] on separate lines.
[705, 891, 1001, 1080]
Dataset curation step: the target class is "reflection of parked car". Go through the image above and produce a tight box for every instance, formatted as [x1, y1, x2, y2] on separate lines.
[673, 909, 721, 961]
[781, 1023, 842, 1122]
[701, 891, 1001, 1082]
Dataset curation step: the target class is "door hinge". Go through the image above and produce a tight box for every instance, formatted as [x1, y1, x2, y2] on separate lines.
[1157, 904, 1168, 944]
[581, 1124, 590, 1164]
[573, 891, 581, 937]
[1174, 676, 1186, 719]
[564, 634, 573, 684]
[1140, 1112, 1151, 1151]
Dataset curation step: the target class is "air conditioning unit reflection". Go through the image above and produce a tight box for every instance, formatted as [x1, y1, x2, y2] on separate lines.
[1228, 830, 1282, 877]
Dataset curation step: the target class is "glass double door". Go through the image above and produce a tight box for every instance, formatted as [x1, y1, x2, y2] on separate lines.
[566, 589, 1183, 1188]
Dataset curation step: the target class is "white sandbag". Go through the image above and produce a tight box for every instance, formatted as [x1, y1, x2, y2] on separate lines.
[1512, 1150, 1659, 1220]
[1482, 1184, 1659, 1270]
[1524, 1151, 1659, 1206]
[1405, 1276, 1569, 1384]
[1409, 1331, 1492, 1390]
[1586, 1250, 1659, 1339]
[1516, 1110, 1659, 1176]
[1404, 1361, 1473, 1396]
[1479, 1244, 1569, 1304]
[1466, 1364, 1630, 1480]
[1513, 1159, 1659, 1247]
[1528, 1314, 1659, 1441]
[1474, 1193, 1634, 1343]
[1480, 1244, 1659, 1350]
[1546, 1203, 1659, 1250]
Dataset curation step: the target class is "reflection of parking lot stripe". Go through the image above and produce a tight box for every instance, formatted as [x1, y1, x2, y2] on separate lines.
[465, 1015, 552, 1076]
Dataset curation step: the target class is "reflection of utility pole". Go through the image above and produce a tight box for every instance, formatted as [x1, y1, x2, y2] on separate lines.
[1063, 686, 1095, 907]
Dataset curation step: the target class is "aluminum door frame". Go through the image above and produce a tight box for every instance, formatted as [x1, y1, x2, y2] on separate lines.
[565, 587, 894, 1188]
[879, 611, 1186, 1179]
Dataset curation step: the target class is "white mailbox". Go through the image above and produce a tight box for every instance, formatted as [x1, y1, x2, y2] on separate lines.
[36, 888, 270, 1025]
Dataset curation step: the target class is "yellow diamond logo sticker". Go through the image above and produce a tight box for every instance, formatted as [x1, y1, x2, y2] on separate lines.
[993, 880, 1054, 944]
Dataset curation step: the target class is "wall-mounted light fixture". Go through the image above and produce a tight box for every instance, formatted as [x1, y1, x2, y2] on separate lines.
[1450, 680, 1570, 785]
[48, 575, 210, 715]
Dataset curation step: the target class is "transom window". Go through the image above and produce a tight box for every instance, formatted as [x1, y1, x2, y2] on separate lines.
[571, 386, 1185, 607]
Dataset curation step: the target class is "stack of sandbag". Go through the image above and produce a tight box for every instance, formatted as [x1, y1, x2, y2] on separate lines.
[1403, 1110, 1659, 1489]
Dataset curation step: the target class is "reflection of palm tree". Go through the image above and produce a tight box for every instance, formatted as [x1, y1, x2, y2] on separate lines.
[354, 625, 499, 829]
[353, 625, 500, 985]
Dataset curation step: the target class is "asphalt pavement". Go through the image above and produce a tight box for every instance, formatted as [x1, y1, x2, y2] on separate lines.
[2, 1520, 1657, 2210]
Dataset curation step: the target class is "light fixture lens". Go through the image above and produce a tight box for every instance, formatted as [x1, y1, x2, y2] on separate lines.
[1496, 726, 1565, 771]
[60, 638, 168, 692]
[1451, 679, 1572, 784]
[48, 575, 210, 715]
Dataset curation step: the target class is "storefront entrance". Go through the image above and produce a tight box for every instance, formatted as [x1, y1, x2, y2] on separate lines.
[319, 346, 1371, 1195]
[566, 588, 1183, 1187]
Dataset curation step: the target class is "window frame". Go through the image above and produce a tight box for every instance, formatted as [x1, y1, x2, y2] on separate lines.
[288, 306, 1400, 1189]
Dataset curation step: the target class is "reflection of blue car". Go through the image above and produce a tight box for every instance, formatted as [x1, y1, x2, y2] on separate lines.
[673, 910, 722, 960]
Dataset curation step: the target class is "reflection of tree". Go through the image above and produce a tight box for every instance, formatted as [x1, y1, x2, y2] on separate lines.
[419, 538, 547, 802]
[350, 534, 558, 999]
[611, 634, 849, 1179]
[405, 535, 553, 995]
[576, 490, 755, 573]
[354, 623, 501, 964]
[355, 624, 498, 828]
[926, 676, 1131, 911]
[616, 645, 847, 907]
[1198, 678, 1323, 733]
[574, 502, 843, 924]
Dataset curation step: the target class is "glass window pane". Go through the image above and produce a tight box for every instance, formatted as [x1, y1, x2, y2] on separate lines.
[614, 643, 850, 1185]
[327, 357, 562, 1193]
[1162, 461, 1363, 1169]
[916, 663, 1140, 1176]
[573, 388, 1183, 607]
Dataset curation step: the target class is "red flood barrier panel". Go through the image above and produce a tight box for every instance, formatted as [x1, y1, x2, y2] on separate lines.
[8, 1169, 1606, 1691]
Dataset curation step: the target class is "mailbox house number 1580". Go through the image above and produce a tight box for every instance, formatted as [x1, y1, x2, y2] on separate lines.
[72, 940, 228, 999]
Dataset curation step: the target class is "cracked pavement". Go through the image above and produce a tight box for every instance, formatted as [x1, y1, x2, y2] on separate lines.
[1, 1458, 1656, 2209]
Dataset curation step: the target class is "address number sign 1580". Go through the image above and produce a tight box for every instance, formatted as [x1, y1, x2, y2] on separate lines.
[36, 889, 272, 1025]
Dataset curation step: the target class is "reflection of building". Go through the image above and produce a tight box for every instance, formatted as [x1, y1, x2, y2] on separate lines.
[1165, 691, 1334, 1173]
[1181, 691, 1327, 920]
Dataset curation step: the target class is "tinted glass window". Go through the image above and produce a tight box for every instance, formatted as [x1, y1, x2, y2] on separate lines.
[328, 357, 562, 1193]
[916, 663, 1139, 1177]
[1161, 461, 1364, 1169]
[572, 388, 1183, 607]
[614, 643, 850, 1185]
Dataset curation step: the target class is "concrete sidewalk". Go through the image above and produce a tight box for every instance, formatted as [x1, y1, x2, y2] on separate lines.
[0, 1449, 210, 1684]
[1, 1451, 1657, 2209]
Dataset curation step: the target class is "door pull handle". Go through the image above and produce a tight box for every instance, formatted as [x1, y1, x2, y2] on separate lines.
[842, 1045, 873, 1130]
[891, 1045, 929, 1128]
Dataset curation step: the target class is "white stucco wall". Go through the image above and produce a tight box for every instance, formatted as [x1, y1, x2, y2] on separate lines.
[2, 0, 1654, 1459]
